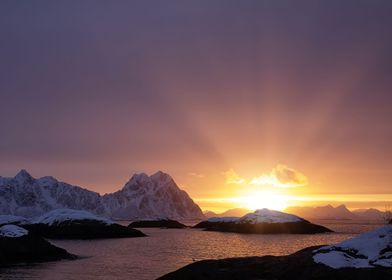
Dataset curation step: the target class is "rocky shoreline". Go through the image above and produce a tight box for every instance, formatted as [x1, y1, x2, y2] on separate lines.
[158, 225, 392, 280]
[0, 225, 76, 265]
[158, 245, 392, 280]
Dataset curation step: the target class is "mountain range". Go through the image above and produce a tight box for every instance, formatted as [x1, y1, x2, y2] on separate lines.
[206, 205, 389, 221]
[285, 205, 388, 221]
[0, 170, 204, 220]
[204, 208, 250, 218]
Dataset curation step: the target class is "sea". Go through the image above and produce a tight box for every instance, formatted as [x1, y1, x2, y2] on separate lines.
[0, 220, 385, 280]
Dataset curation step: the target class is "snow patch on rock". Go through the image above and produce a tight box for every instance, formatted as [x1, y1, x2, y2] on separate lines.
[32, 209, 114, 226]
[0, 224, 28, 238]
[239, 209, 303, 224]
[313, 225, 392, 268]
[204, 209, 303, 224]
[0, 215, 28, 226]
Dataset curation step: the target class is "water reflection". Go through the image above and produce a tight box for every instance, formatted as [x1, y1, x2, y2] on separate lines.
[0, 221, 384, 280]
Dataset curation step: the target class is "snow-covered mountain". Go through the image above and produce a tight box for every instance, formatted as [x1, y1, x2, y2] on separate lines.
[0, 170, 203, 220]
[103, 171, 204, 220]
[0, 170, 105, 217]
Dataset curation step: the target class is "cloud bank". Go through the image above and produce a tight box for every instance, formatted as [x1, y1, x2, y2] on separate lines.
[225, 165, 308, 188]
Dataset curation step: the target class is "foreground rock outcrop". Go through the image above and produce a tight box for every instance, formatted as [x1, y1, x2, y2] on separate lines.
[23, 209, 146, 239]
[128, 219, 187, 229]
[313, 225, 392, 268]
[0, 225, 75, 265]
[158, 225, 392, 280]
[194, 209, 332, 234]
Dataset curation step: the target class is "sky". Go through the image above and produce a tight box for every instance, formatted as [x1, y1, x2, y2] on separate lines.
[1, 1, 392, 212]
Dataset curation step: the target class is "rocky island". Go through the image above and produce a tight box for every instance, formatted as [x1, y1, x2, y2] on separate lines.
[23, 209, 146, 239]
[0, 224, 75, 265]
[194, 208, 332, 234]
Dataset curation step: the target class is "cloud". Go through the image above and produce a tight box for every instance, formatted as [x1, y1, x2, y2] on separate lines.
[224, 165, 308, 188]
[250, 165, 308, 188]
[188, 172, 205, 178]
[272, 164, 308, 186]
[223, 168, 246, 185]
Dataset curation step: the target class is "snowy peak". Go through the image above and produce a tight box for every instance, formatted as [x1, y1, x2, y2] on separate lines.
[105, 171, 204, 220]
[150, 171, 173, 183]
[128, 173, 149, 184]
[125, 171, 174, 188]
[36, 176, 59, 186]
[14, 169, 34, 184]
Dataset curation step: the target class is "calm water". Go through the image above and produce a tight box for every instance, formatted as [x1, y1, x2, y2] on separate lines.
[0, 220, 384, 280]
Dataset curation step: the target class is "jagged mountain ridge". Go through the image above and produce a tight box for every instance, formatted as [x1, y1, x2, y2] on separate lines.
[103, 171, 204, 219]
[0, 170, 204, 220]
[204, 208, 250, 218]
[285, 204, 387, 221]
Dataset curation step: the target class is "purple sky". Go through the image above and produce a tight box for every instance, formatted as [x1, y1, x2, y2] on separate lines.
[0, 1, 392, 207]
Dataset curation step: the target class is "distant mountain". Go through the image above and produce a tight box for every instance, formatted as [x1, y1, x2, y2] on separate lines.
[285, 205, 357, 220]
[285, 204, 386, 221]
[352, 208, 385, 221]
[204, 208, 250, 218]
[203, 210, 217, 218]
[0, 170, 204, 220]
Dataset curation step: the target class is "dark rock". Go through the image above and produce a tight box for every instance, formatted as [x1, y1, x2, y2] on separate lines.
[0, 234, 75, 265]
[24, 220, 146, 239]
[157, 246, 392, 280]
[193, 220, 332, 234]
[128, 219, 187, 229]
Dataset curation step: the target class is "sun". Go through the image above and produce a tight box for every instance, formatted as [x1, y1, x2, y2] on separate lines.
[240, 190, 289, 211]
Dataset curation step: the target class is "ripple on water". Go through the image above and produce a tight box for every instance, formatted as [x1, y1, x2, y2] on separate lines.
[0, 221, 384, 280]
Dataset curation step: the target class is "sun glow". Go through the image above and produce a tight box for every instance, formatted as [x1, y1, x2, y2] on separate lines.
[240, 190, 289, 211]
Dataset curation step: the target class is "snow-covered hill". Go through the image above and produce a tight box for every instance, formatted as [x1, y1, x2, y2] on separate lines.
[0, 170, 203, 220]
[239, 209, 303, 224]
[195, 209, 332, 234]
[206, 209, 304, 224]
